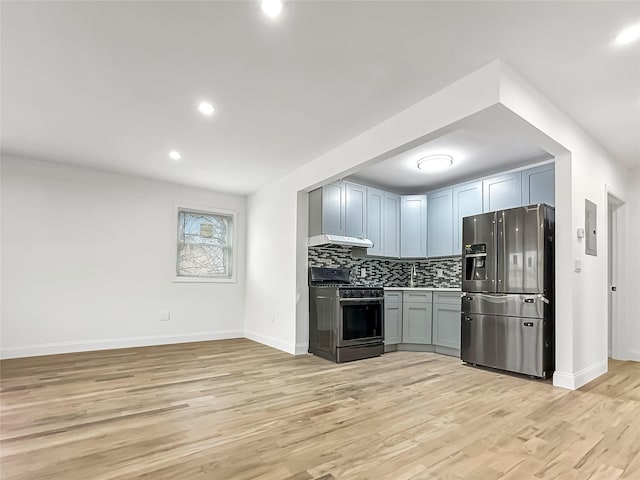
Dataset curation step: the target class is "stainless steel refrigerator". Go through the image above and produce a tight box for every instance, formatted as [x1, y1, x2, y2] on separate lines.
[461, 204, 555, 378]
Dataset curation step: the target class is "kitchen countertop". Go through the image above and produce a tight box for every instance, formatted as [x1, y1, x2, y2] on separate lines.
[384, 287, 462, 292]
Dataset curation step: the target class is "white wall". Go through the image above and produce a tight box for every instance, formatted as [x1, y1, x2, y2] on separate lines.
[245, 59, 635, 390]
[498, 63, 632, 388]
[1, 156, 246, 358]
[245, 62, 503, 354]
[627, 168, 640, 361]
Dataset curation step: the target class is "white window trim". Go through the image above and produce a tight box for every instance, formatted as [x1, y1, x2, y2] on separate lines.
[172, 204, 238, 283]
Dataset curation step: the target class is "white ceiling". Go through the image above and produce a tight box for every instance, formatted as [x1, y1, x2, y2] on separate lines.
[347, 106, 553, 194]
[2, 1, 638, 195]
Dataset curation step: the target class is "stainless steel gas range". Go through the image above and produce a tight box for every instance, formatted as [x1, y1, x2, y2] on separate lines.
[308, 267, 384, 363]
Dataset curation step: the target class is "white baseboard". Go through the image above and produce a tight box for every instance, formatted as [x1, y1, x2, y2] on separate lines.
[0, 330, 244, 359]
[553, 359, 608, 390]
[244, 330, 295, 355]
[295, 342, 309, 355]
[627, 350, 640, 362]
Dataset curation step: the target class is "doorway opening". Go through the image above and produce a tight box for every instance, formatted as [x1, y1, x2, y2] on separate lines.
[607, 191, 625, 359]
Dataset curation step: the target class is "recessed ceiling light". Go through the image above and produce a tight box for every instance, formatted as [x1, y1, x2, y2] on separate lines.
[616, 24, 640, 45]
[261, 0, 283, 19]
[417, 154, 453, 173]
[169, 150, 182, 161]
[198, 101, 215, 116]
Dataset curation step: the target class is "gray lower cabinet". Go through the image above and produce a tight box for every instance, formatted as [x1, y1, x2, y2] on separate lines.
[384, 299, 403, 345]
[433, 304, 461, 349]
[402, 299, 433, 344]
[433, 292, 461, 350]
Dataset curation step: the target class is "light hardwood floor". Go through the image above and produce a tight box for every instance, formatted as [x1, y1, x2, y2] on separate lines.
[1, 339, 638, 480]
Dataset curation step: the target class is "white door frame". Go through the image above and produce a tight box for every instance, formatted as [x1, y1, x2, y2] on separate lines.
[606, 186, 627, 360]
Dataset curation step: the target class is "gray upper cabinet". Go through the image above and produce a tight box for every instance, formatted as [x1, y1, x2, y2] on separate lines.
[522, 163, 555, 207]
[383, 192, 401, 258]
[366, 188, 384, 256]
[345, 182, 367, 238]
[400, 195, 427, 258]
[308, 181, 345, 236]
[483, 172, 522, 212]
[427, 188, 453, 257]
[452, 181, 483, 256]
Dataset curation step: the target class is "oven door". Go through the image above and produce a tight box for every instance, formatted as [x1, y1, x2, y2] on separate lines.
[337, 298, 384, 347]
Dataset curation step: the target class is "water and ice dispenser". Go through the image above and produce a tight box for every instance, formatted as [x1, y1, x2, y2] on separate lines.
[464, 243, 488, 281]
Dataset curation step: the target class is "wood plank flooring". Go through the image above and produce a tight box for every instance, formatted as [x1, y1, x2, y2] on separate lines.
[1, 339, 638, 479]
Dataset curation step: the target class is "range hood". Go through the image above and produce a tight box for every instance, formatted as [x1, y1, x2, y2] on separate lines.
[308, 234, 374, 248]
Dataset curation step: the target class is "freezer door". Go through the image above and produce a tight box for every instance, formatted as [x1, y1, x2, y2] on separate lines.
[497, 205, 546, 293]
[461, 293, 546, 319]
[462, 212, 496, 292]
[461, 313, 545, 377]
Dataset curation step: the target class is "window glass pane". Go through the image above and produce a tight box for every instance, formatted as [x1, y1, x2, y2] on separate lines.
[177, 210, 233, 278]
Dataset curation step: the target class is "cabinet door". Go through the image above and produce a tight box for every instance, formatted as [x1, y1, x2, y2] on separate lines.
[366, 188, 384, 256]
[400, 195, 427, 258]
[384, 303, 402, 345]
[452, 181, 483, 256]
[321, 181, 345, 235]
[345, 182, 367, 238]
[522, 164, 555, 207]
[402, 302, 432, 344]
[427, 188, 453, 257]
[433, 302, 462, 349]
[483, 172, 522, 212]
[383, 192, 401, 258]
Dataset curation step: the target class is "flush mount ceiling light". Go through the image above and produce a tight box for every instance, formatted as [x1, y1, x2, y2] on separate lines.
[197, 101, 215, 116]
[261, 0, 283, 18]
[169, 150, 182, 161]
[417, 154, 453, 173]
[616, 24, 640, 45]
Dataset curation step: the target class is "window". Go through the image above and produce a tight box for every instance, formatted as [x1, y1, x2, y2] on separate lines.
[176, 209, 234, 280]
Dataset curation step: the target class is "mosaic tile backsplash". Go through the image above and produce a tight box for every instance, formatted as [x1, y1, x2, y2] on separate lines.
[308, 246, 461, 288]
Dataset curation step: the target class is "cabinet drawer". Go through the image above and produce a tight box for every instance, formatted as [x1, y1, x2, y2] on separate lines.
[433, 292, 461, 305]
[403, 291, 432, 303]
[384, 292, 403, 303]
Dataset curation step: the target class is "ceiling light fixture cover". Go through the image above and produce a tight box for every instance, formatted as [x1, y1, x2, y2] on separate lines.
[261, 0, 283, 18]
[417, 154, 453, 172]
[198, 101, 215, 116]
[169, 150, 182, 161]
[616, 24, 640, 45]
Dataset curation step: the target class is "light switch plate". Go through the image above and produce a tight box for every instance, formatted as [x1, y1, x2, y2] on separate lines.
[159, 310, 170, 321]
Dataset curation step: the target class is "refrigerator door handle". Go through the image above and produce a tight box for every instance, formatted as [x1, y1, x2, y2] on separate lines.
[522, 295, 549, 304]
[537, 294, 550, 304]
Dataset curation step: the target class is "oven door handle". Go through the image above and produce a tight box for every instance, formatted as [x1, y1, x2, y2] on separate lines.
[338, 298, 384, 303]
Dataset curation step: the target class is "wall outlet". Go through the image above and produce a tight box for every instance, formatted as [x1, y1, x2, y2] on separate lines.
[271, 312, 276, 324]
[159, 310, 170, 321]
[437, 269, 444, 277]
[360, 266, 367, 278]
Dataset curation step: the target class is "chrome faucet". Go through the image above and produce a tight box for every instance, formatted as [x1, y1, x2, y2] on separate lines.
[409, 264, 417, 287]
